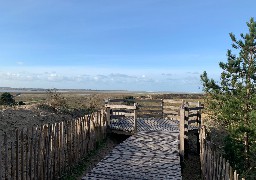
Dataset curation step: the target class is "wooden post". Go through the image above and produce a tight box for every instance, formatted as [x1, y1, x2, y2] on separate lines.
[180, 106, 185, 161]
[4, 133, 8, 180]
[184, 103, 189, 159]
[106, 107, 111, 127]
[197, 101, 202, 126]
[16, 129, 19, 180]
[134, 103, 137, 133]
[161, 99, 164, 119]
[196, 101, 201, 155]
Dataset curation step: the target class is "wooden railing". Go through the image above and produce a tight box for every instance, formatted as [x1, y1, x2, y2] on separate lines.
[163, 99, 183, 120]
[179, 101, 203, 160]
[106, 98, 189, 119]
[199, 126, 245, 180]
[107, 98, 163, 118]
[105, 103, 138, 133]
[0, 110, 107, 180]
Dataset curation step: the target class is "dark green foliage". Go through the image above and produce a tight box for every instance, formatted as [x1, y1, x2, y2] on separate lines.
[0, 92, 15, 106]
[18, 101, 26, 105]
[201, 18, 256, 178]
[224, 135, 245, 171]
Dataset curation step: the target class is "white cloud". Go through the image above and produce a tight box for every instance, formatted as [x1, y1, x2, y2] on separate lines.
[0, 66, 207, 92]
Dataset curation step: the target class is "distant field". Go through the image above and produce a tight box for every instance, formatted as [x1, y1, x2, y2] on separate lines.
[9, 90, 204, 108]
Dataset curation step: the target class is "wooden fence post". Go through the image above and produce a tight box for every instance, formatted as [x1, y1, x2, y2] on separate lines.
[196, 101, 202, 154]
[134, 103, 137, 133]
[184, 103, 189, 158]
[106, 107, 110, 127]
[101, 109, 106, 137]
[16, 129, 19, 180]
[180, 105, 185, 161]
[197, 101, 202, 126]
[161, 99, 164, 119]
[0, 109, 143, 180]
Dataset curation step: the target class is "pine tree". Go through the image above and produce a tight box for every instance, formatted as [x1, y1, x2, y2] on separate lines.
[201, 18, 256, 178]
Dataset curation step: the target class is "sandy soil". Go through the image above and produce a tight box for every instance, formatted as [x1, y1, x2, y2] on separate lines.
[0, 105, 74, 142]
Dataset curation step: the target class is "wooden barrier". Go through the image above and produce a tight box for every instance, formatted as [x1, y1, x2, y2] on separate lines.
[199, 126, 245, 180]
[105, 103, 137, 133]
[179, 101, 202, 160]
[0, 111, 107, 180]
[163, 99, 183, 120]
[107, 99, 163, 118]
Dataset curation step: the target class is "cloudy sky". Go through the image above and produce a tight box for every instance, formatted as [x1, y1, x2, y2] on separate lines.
[0, 1, 255, 92]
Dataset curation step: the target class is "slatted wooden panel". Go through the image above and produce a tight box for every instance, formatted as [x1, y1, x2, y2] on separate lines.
[107, 99, 163, 118]
[199, 126, 244, 180]
[0, 111, 107, 180]
[162, 99, 182, 120]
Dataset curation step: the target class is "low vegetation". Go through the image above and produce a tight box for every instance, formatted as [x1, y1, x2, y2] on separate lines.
[0, 92, 15, 106]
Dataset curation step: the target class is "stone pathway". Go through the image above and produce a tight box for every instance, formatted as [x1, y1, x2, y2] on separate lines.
[82, 119, 182, 180]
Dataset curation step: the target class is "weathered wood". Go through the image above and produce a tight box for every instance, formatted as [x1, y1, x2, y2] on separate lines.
[16, 129, 19, 180]
[11, 142, 14, 180]
[137, 109, 163, 113]
[163, 99, 183, 103]
[188, 107, 204, 111]
[0, 111, 106, 180]
[34, 126, 38, 180]
[138, 99, 162, 102]
[21, 129, 24, 180]
[106, 107, 111, 127]
[25, 128, 29, 180]
[199, 126, 245, 180]
[105, 104, 137, 110]
[134, 109, 137, 133]
[4, 133, 8, 180]
[179, 107, 185, 160]
[163, 106, 180, 110]
[137, 105, 162, 108]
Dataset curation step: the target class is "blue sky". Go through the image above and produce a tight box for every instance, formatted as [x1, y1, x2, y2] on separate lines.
[0, 0, 255, 92]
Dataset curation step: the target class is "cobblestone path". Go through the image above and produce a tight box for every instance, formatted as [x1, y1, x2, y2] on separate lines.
[82, 119, 182, 180]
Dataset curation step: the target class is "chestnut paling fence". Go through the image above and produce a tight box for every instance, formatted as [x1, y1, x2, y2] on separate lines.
[179, 103, 245, 180]
[0, 110, 107, 180]
[199, 126, 245, 180]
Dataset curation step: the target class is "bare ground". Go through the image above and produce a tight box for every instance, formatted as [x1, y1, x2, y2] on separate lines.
[0, 105, 75, 142]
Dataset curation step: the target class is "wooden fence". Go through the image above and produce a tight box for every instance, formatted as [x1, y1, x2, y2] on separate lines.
[107, 98, 163, 118]
[199, 126, 245, 180]
[105, 103, 138, 133]
[0, 110, 107, 180]
[179, 101, 203, 159]
[106, 98, 195, 119]
[163, 99, 183, 120]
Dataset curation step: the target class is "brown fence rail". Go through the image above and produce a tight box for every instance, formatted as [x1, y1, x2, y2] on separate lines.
[0, 110, 107, 180]
[179, 101, 203, 159]
[106, 98, 201, 120]
[199, 126, 245, 180]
